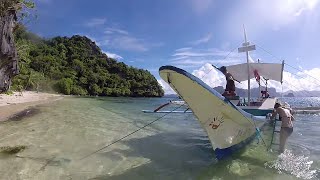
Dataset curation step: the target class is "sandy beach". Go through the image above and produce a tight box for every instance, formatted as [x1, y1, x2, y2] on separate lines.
[0, 91, 63, 121]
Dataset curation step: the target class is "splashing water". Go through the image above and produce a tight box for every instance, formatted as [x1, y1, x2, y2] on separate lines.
[265, 150, 318, 179]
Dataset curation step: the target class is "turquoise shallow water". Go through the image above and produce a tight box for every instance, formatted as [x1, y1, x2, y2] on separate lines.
[0, 97, 319, 180]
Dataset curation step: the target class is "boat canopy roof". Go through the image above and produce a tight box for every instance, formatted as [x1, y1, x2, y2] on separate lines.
[225, 62, 284, 83]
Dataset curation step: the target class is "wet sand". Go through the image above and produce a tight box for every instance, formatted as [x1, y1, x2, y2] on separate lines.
[0, 91, 63, 122]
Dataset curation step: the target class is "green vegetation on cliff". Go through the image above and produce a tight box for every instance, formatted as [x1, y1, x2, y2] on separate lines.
[12, 26, 164, 97]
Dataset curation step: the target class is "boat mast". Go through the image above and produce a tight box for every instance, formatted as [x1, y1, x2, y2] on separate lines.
[258, 59, 261, 98]
[238, 25, 256, 105]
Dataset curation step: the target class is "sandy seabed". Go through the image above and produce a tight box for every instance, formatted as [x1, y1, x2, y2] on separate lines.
[0, 91, 63, 121]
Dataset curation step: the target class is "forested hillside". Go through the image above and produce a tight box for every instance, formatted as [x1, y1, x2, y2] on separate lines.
[12, 26, 164, 97]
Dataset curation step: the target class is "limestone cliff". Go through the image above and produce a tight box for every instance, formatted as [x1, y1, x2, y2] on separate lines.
[0, 8, 19, 92]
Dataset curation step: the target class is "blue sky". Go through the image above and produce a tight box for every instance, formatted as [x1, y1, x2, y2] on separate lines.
[29, 0, 320, 93]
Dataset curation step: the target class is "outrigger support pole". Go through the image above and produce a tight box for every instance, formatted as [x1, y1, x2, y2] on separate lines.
[153, 103, 170, 112]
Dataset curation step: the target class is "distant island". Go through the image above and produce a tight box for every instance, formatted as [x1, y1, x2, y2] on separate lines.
[284, 93, 295, 97]
[10, 26, 164, 97]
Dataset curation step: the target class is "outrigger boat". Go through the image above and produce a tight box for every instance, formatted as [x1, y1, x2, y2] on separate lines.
[143, 29, 286, 159]
[158, 65, 268, 159]
[145, 60, 284, 116]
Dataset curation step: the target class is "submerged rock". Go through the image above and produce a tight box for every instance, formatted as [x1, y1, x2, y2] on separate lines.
[228, 159, 251, 176]
[9, 107, 40, 121]
[0, 145, 26, 154]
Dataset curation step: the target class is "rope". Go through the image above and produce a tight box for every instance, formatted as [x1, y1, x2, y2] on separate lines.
[79, 103, 186, 160]
[282, 79, 314, 97]
[285, 63, 320, 85]
[200, 42, 243, 80]
[255, 44, 281, 63]
[254, 44, 320, 99]
[256, 44, 320, 86]
[284, 68, 320, 87]
[255, 127, 267, 147]
[249, 116, 267, 148]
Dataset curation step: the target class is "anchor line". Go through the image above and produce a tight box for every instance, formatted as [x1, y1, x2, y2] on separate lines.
[256, 44, 320, 87]
[79, 103, 186, 160]
[200, 42, 243, 80]
[282, 79, 311, 97]
[247, 44, 320, 98]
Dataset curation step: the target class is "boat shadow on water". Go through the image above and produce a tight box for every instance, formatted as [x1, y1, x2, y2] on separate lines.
[90, 132, 214, 180]
[89, 131, 277, 180]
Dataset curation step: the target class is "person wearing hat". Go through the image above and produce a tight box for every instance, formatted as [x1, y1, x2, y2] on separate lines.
[270, 102, 295, 153]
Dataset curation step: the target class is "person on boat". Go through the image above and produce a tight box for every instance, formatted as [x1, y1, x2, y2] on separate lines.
[219, 66, 237, 97]
[270, 103, 295, 153]
[261, 90, 270, 98]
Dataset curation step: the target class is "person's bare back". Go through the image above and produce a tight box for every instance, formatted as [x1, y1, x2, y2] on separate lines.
[273, 107, 293, 128]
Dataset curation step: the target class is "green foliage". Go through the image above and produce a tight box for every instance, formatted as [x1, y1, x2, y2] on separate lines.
[56, 78, 73, 95]
[13, 27, 164, 97]
[4, 90, 14, 95]
[0, 0, 35, 18]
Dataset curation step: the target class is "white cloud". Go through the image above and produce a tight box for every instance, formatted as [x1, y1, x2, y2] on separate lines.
[81, 21, 162, 52]
[221, 42, 231, 50]
[190, 0, 214, 15]
[84, 18, 107, 27]
[171, 56, 189, 61]
[104, 27, 129, 35]
[190, 33, 212, 45]
[192, 63, 225, 87]
[171, 59, 241, 68]
[103, 36, 148, 52]
[248, 54, 255, 63]
[170, 47, 242, 68]
[158, 79, 175, 94]
[102, 51, 123, 60]
[158, 64, 320, 94]
[172, 47, 239, 58]
[175, 47, 192, 52]
[223, 0, 320, 39]
[101, 34, 163, 52]
[98, 26, 164, 52]
[173, 49, 221, 57]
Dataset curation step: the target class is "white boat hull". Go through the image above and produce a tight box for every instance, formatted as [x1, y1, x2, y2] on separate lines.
[159, 65, 266, 159]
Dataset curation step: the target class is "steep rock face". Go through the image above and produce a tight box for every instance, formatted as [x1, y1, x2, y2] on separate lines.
[0, 9, 19, 92]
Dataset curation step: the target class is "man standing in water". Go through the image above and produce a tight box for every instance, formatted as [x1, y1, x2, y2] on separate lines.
[271, 103, 295, 153]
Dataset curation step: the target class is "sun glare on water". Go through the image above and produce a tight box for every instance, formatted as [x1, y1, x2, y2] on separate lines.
[265, 150, 318, 179]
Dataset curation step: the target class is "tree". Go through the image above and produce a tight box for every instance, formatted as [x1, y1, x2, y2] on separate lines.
[56, 78, 73, 95]
[0, 0, 35, 92]
[0, 0, 35, 18]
